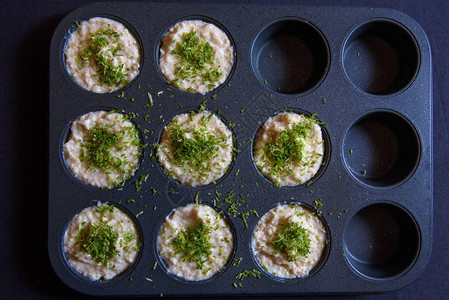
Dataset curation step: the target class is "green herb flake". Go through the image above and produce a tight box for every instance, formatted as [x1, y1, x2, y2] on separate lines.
[150, 187, 161, 196]
[313, 198, 323, 209]
[233, 257, 242, 267]
[147, 92, 154, 107]
[135, 173, 149, 192]
[233, 269, 261, 288]
[194, 191, 200, 206]
[241, 209, 259, 229]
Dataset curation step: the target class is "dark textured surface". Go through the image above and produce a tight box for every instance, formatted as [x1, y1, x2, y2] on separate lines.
[1, 0, 448, 299]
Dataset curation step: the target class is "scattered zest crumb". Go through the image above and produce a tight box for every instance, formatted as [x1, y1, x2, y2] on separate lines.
[147, 92, 154, 107]
[233, 269, 261, 288]
[233, 257, 242, 267]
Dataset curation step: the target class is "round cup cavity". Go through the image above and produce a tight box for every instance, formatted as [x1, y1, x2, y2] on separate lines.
[342, 110, 420, 187]
[155, 16, 236, 95]
[155, 202, 236, 283]
[61, 201, 143, 284]
[342, 19, 419, 95]
[250, 202, 330, 281]
[251, 109, 331, 188]
[343, 202, 420, 280]
[60, 108, 144, 189]
[251, 18, 329, 95]
[62, 15, 143, 94]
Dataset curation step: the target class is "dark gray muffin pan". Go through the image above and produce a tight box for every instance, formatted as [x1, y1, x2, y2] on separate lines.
[48, 2, 432, 296]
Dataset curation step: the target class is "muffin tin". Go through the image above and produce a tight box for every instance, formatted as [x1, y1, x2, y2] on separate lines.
[48, 2, 432, 296]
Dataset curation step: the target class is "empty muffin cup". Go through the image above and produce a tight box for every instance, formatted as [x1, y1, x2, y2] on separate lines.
[251, 18, 329, 94]
[343, 202, 420, 280]
[342, 110, 420, 187]
[342, 19, 419, 95]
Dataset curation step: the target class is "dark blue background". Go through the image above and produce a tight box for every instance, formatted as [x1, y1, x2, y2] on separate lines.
[1, 0, 447, 299]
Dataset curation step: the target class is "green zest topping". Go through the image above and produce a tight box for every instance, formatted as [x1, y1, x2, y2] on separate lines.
[162, 112, 230, 181]
[255, 114, 321, 185]
[170, 220, 213, 270]
[77, 27, 129, 88]
[75, 204, 138, 266]
[170, 29, 222, 90]
[76, 222, 119, 264]
[78, 114, 141, 187]
[270, 222, 311, 262]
